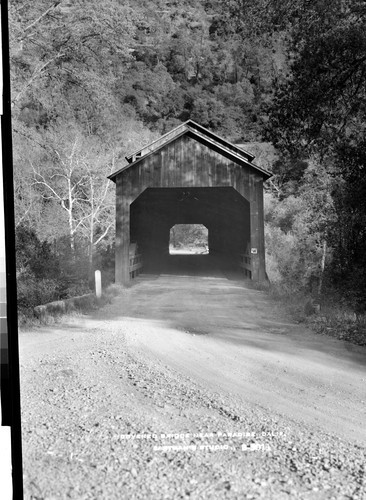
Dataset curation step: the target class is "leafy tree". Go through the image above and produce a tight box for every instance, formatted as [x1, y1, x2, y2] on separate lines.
[267, 1, 366, 157]
[266, 0, 366, 311]
[10, 0, 137, 135]
[170, 224, 208, 251]
[265, 158, 335, 293]
[15, 225, 63, 312]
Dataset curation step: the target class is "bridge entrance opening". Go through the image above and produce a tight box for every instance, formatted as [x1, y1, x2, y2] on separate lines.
[169, 224, 209, 255]
[130, 187, 250, 277]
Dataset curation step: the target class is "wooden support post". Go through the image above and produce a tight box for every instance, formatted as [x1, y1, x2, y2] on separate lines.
[257, 178, 266, 281]
[249, 173, 258, 281]
[121, 182, 131, 285]
[121, 225, 130, 285]
[115, 176, 123, 284]
[115, 176, 131, 285]
[249, 175, 266, 281]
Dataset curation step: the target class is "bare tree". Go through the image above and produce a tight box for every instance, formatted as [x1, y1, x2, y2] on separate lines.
[77, 149, 115, 275]
[31, 129, 115, 265]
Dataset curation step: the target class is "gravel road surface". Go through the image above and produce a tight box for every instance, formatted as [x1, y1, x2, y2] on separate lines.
[19, 274, 366, 499]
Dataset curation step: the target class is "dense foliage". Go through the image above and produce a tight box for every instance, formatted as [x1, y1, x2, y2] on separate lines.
[170, 224, 208, 252]
[266, 0, 366, 313]
[9, 0, 366, 318]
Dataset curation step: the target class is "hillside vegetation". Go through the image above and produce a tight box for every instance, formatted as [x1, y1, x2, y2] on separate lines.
[10, 0, 366, 338]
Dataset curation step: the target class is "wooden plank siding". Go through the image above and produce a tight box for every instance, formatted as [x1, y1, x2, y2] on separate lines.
[114, 133, 268, 284]
[118, 173, 132, 284]
[115, 176, 124, 284]
[120, 136, 255, 197]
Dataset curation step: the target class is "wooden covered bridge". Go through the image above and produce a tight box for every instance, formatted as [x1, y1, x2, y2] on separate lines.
[108, 120, 271, 284]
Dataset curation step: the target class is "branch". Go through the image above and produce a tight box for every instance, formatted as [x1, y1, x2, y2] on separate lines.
[93, 204, 114, 220]
[24, 2, 61, 33]
[268, 178, 280, 194]
[94, 223, 113, 246]
[31, 162, 66, 203]
[337, 68, 366, 136]
[48, 172, 69, 181]
[73, 216, 93, 232]
[93, 181, 112, 216]
[13, 127, 51, 154]
[73, 175, 90, 189]
[12, 54, 65, 105]
[15, 203, 34, 228]
[33, 179, 64, 201]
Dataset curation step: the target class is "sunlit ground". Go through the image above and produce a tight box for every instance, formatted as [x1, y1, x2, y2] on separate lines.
[169, 245, 209, 255]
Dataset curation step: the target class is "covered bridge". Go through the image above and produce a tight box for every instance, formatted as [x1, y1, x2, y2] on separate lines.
[108, 120, 272, 284]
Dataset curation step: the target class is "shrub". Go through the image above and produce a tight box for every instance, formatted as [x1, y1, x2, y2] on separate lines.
[16, 274, 60, 314]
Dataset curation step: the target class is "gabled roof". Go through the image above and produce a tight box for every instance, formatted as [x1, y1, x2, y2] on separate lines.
[108, 120, 272, 181]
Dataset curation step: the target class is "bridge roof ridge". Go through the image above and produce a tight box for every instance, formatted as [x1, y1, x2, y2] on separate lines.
[108, 120, 272, 182]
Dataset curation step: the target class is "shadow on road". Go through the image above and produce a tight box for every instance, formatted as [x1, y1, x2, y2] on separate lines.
[93, 274, 366, 370]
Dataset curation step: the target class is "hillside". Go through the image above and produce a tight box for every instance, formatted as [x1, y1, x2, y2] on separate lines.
[9, 0, 366, 335]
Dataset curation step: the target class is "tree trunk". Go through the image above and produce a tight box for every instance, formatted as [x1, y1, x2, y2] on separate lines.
[88, 216, 94, 288]
[68, 216, 75, 254]
[67, 178, 75, 257]
[318, 240, 327, 297]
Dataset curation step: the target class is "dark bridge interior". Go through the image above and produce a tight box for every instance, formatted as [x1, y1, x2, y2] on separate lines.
[130, 187, 250, 276]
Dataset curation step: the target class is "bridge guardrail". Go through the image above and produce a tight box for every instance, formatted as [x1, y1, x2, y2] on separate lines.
[239, 251, 252, 279]
[129, 253, 143, 279]
[129, 242, 143, 279]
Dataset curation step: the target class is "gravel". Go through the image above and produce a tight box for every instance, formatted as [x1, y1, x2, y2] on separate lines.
[20, 310, 366, 500]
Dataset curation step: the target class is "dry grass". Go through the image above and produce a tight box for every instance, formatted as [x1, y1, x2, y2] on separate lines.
[309, 303, 366, 346]
[264, 284, 366, 347]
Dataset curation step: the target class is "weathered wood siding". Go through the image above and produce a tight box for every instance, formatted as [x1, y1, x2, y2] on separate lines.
[115, 134, 266, 283]
[120, 135, 257, 200]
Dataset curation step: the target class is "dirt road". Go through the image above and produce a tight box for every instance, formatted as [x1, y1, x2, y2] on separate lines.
[19, 275, 366, 499]
[119, 275, 366, 444]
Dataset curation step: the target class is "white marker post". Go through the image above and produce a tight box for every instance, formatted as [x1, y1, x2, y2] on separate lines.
[95, 270, 102, 299]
